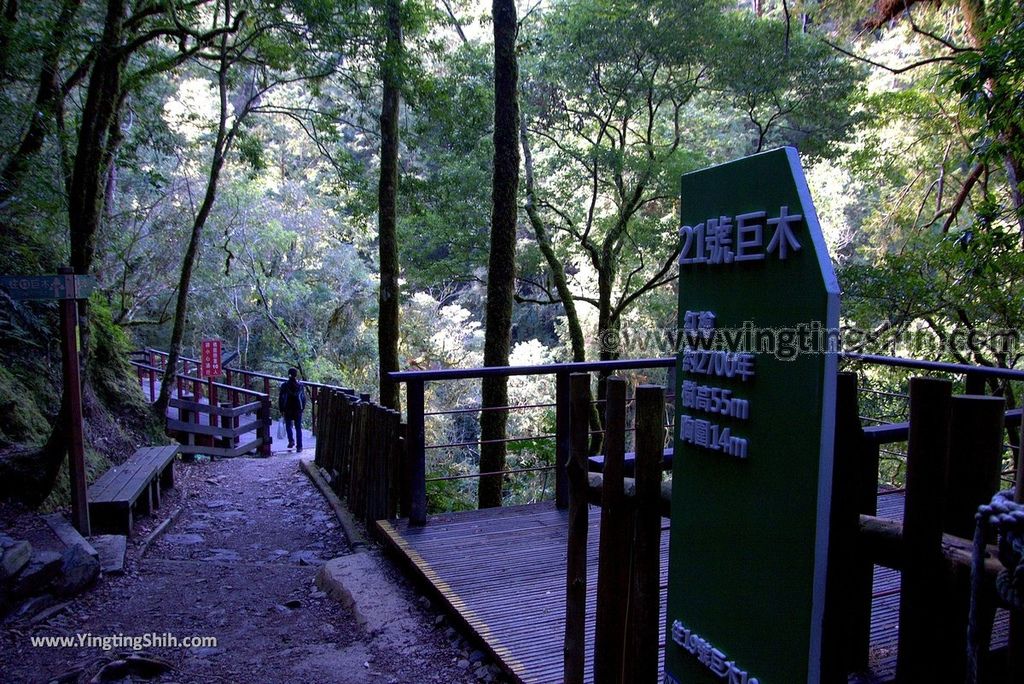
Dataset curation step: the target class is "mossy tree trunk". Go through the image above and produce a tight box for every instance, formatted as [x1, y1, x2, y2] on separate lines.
[377, 0, 402, 411]
[35, 0, 129, 503]
[478, 0, 520, 509]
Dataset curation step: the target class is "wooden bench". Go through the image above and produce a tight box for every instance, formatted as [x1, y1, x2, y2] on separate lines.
[88, 445, 178, 535]
[131, 445, 178, 509]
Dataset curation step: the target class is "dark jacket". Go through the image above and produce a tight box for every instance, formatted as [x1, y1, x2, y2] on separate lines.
[278, 378, 306, 417]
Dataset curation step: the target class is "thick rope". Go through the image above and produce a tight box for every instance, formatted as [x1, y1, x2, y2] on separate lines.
[967, 490, 1024, 684]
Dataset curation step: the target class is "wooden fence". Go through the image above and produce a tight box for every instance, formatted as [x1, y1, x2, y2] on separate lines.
[830, 371, 1024, 682]
[131, 359, 273, 458]
[313, 388, 405, 533]
[554, 364, 1024, 682]
[136, 348, 338, 434]
[564, 374, 665, 684]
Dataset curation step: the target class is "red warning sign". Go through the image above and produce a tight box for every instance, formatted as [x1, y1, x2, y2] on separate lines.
[200, 339, 222, 378]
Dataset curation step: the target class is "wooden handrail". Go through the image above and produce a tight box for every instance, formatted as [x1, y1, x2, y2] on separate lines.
[389, 353, 1024, 526]
[863, 407, 1023, 445]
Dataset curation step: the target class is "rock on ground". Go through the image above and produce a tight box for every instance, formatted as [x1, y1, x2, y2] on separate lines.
[0, 540, 32, 580]
[50, 544, 100, 597]
[9, 550, 62, 596]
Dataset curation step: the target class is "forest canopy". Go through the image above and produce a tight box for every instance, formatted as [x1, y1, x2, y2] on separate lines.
[1, 0, 1022, 504]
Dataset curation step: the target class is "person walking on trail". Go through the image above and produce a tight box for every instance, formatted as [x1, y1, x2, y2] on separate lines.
[278, 368, 307, 451]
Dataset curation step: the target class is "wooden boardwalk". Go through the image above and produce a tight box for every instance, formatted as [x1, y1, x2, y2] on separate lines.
[377, 491, 1008, 684]
[378, 503, 668, 683]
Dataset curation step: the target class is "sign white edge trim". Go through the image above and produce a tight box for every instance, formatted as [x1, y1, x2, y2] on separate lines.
[784, 146, 840, 684]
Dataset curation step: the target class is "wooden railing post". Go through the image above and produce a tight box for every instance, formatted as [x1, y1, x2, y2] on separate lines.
[594, 376, 628, 684]
[944, 395, 1007, 537]
[895, 376, 953, 682]
[261, 377, 272, 456]
[964, 371, 986, 396]
[387, 409, 402, 520]
[564, 372, 591, 684]
[399, 421, 410, 518]
[335, 391, 353, 490]
[258, 395, 272, 457]
[940, 394, 1006, 679]
[624, 384, 663, 683]
[335, 391, 352, 488]
[310, 386, 318, 437]
[313, 389, 330, 469]
[555, 371, 570, 510]
[209, 381, 219, 448]
[350, 394, 371, 518]
[407, 379, 427, 526]
[1012, 419, 1024, 680]
[823, 371, 868, 675]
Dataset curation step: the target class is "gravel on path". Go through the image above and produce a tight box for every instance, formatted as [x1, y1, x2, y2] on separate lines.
[2, 452, 509, 684]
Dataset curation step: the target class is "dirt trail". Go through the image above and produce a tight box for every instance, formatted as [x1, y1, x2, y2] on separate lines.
[2, 453, 501, 684]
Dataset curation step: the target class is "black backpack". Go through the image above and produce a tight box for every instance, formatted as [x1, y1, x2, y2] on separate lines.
[280, 380, 304, 413]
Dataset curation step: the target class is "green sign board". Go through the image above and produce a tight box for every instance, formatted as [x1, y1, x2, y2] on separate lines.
[0, 274, 96, 300]
[664, 148, 839, 684]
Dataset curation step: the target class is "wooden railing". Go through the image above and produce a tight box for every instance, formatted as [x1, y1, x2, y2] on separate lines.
[546, 357, 1023, 682]
[130, 359, 273, 457]
[390, 357, 677, 526]
[564, 374, 665, 683]
[387, 353, 1024, 679]
[827, 360, 1024, 681]
[132, 348, 349, 445]
[313, 388, 404, 534]
[390, 354, 1023, 524]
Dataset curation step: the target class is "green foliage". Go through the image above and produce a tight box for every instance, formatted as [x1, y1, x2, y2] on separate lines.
[708, 13, 866, 158]
[87, 296, 155, 424]
[400, 42, 495, 287]
[0, 365, 52, 448]
[944, 0, 1024, 183]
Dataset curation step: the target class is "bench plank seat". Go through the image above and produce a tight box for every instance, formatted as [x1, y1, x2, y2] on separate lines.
[88, 445, 177, 536]
[134, 445, 178, 488]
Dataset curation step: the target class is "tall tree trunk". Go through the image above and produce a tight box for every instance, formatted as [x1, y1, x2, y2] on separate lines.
[155, 25, 241, 418]
[478, 0, 519, 509]
[34, 0, 127, 502]
[377, 0, 402, 411]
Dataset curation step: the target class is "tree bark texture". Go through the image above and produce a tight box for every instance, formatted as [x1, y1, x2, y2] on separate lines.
[35, 0, 127, 500]
[156, 20, 242, 417]
[377, 0, 402, 411]
[478, 0, 519, 509]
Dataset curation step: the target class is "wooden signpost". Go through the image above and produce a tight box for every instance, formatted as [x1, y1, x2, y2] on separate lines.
[665, 148, 839, 683]
[0, 268, 96, 536]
